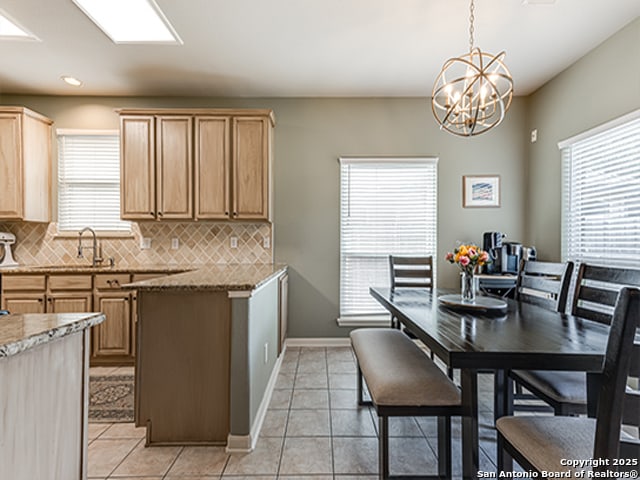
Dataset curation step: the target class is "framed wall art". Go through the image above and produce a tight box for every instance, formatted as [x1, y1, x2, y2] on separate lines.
[462, 175, 501, 208]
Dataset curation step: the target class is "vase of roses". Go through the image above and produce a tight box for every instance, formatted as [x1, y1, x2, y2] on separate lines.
[445, 244, 490, 303]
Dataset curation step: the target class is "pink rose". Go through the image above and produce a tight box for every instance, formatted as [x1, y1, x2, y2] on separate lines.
[445, 252, 454, 262]
[479, 251, 489, 262]
[459, 255, 470, 267]
[468, 248, 477, 257]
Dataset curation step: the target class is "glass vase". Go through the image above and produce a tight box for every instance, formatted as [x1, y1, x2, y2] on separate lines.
[461, 270, 476, 303]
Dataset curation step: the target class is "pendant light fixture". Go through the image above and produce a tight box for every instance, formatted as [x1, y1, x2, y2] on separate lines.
[431, 0, 513, 136]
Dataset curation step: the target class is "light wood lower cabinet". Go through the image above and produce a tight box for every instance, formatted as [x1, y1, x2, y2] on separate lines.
[0, 271, 147, 366]
[92, 292, 133, 363]
[1, 293, 46, 313]
[92, 273, 134, 366]
[47, 293, 92, 313]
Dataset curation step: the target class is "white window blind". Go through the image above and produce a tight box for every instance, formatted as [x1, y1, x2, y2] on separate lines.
[57, 130, 131, 232]
[339, 157, 438, 319]
[561, 112, 640, 267]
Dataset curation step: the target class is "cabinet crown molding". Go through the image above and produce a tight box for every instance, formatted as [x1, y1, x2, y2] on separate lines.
[115, 108, 275, 126]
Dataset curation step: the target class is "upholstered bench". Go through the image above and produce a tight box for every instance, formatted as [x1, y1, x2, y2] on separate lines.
[350, 328, 463, 480]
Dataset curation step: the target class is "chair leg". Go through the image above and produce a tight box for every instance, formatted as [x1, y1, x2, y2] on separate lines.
[497, 432, 513, 473]
[437, 416, 452, 479]
[357, 364, 365, 405]
[379, 415, 389, 480]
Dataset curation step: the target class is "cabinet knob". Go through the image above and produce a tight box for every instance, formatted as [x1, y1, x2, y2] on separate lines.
[124, 297, 129, 302]
[233, 212, 238, 217]
[107, 280, 112, 286]
[225, 211, 229, 216]
[114, 280, 120, 287]
[38, 298, 43, 303]
[158, 212, 164, 217]
[150, 211, 154, 215]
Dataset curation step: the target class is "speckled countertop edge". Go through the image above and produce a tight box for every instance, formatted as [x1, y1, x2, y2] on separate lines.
[124, 264, 288, 292]
[0, 264, 191, 274]
[0, 312, 106, 359]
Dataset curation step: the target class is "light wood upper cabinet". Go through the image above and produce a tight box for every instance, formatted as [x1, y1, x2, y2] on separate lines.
[120, 115, 155, 220]
[119, 108, 273, 222]
[0, 107, 52, 222]
[233, 117, 270, 220]
[156, 116, 193, 219]
[195, 116, 230, 219]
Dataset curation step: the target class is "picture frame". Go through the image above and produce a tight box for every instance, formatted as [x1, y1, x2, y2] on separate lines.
[463, 175, 501, 208]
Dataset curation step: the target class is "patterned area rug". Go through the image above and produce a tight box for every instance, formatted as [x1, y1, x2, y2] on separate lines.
[89, 374, 134, 423]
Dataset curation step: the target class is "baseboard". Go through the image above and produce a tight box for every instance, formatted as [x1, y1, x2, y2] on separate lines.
[284, 337, 351, 347]
[225, 350, 283, 454]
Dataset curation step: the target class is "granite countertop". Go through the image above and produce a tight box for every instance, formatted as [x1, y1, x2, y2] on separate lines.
[124, 263, 288, 292]
[0, 312, 105, 358]
[0, 264, 191, 274]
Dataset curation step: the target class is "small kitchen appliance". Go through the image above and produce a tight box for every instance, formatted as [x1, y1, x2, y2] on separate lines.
[0, 232, 19, 267]
[482, 231, 504, 274]
[500, 242, 523, 274]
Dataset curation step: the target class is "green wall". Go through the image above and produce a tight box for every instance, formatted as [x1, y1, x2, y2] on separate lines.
[525, 17, 640, 261]
[0, 94, 527, 338]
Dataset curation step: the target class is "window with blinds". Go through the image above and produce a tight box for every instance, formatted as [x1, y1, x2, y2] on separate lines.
[560, 111, 640, 267]
[339, 157, 438, 322]
[57, 130, 131, 232]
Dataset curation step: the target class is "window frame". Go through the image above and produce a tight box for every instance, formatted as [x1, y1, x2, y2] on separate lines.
[559, 109, 640, 266]
[56, 128, 131, 235]
[337, 156, 438, 326]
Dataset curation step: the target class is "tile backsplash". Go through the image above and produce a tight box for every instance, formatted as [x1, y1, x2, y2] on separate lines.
[0, 221, 273, 267]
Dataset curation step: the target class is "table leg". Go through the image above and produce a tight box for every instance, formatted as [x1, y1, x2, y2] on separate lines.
[461, 368, 479, 480]
[494, 369, 513, 422]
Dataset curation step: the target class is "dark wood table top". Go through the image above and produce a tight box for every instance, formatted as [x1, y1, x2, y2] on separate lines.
[370, 287, 610, 371]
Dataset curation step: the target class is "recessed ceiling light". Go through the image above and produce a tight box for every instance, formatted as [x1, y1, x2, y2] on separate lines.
[71, 0, 182, 44]
[0, 9, 39, 40]
[61, 76, 83, 87]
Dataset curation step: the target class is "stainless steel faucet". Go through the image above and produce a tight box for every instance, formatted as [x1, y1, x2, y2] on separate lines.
[77, 227, 103, 267]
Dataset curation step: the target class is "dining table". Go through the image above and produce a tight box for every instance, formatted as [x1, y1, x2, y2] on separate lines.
[369, 286, 611, 480]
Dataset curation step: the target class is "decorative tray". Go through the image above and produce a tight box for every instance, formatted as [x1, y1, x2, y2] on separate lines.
[438, 294, 507, 312]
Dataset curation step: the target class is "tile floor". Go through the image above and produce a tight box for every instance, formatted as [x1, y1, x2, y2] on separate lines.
[87, 346, 518, 479]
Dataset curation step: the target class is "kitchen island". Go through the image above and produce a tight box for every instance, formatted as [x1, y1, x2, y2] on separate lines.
[0, 311, 105, 480]
[126, 263, 287, 450]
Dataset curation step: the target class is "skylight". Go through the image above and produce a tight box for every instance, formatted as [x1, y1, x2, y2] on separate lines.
[71, 0, 182, 44]
[0, 10, 38, 40]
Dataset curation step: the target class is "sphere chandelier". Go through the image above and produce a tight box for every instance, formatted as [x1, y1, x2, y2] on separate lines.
[431, 0, 514, 137]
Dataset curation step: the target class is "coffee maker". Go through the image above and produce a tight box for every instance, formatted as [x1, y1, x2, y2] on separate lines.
[482, 232, 524, 275]
[482, 232, 504, 274]
[500, 242, 523, 274]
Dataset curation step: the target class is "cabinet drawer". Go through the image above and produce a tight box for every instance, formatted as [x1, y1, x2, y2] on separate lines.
[2, 275, 46, 291]
[95, 274, 131, 290]
[48, 275, 92, 291]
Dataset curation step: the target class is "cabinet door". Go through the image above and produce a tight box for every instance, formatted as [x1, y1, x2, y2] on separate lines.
[0, 113, 23, 219]
[195, 116, 230, 219]
[232, 117, 270, 220]
[1, 293, 45, 313]
[92, 293, 133, 361]
[156, 116, 193, 219]
[47, 293, 92, 313]
[121, 115, 156, 220]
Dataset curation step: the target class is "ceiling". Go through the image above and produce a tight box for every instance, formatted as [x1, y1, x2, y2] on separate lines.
[0, 0, 638, 98]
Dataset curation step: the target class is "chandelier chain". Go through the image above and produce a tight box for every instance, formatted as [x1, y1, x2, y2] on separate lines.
[469, 0, 475, 52]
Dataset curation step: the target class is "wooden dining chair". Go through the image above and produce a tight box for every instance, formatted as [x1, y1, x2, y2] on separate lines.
[497, 286, 640, 474]
[515, 260, 574, 312]
[507, 260, 575, 414]
[388, 255, 434, 329]
[509, 263, 640, 415]
[508, 263, 640, 417]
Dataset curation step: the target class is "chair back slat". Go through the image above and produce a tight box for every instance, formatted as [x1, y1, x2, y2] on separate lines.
[389, 255, 434, 290]
[516, 260, 574, 313]
[579, 286, 620, 307]
[572, 264, 640, 324]
[594, 287, 640, 460]
[622, 389, 640, 427]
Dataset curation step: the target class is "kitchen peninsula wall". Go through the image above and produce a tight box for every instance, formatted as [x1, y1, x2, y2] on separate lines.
[0, 221, 272, 267]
